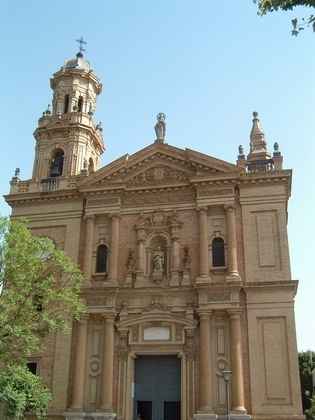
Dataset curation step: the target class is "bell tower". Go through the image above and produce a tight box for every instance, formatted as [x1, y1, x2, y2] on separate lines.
[32, 40, 105, 181]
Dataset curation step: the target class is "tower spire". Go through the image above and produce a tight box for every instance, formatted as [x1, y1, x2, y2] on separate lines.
[76, 36, 87, 57]
[249, 111, 267, 155]
[247, 111, 270, 158]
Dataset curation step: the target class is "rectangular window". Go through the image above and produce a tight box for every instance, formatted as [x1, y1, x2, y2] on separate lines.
[26, 361, 38, 375]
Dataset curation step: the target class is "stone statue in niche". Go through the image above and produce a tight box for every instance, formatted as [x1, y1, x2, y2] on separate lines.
[149, 235, 167, 284]
[182, 246, 191, 286]
[125, 249, 136, 287]
[152, 247, 165, 274]
[183, 246, 191, 271]
[126, 249, 136, 272]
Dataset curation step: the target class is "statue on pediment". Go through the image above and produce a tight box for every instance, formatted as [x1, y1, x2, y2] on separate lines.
[154, 113, 166, 143]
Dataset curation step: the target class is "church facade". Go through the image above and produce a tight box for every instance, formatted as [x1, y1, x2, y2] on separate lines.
[5, 51, 303, 420]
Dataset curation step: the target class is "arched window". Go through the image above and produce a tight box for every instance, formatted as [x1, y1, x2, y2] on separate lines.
[212, 237, 225, 267]
[78, 96, 83, 112]
[96, 244, 108, 273]
[64, 94, 69, 113]
[49, 149, 64, 177]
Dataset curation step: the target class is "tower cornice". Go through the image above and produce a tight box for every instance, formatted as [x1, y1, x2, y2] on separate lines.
[50, 68, 102, 94]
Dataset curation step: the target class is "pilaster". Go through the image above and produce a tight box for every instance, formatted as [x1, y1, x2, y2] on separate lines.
[70, 315, 89, 410]
[225, 205, 240, 281]
[196, 207, 211, 285]
[83, 215, 95, 284]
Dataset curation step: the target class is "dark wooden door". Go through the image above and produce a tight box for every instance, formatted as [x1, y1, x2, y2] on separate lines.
[164, 401, 180, 420]
[137, 401, 152, 420]
[134, 355, 181, 420]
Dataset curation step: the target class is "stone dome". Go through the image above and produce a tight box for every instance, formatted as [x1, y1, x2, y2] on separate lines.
[63, 52, 90, 71]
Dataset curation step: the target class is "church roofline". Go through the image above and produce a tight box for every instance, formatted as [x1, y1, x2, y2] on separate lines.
[79, 141, 241, 188]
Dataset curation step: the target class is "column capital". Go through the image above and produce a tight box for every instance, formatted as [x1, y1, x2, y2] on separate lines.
[136, 227, 146, 242]
[224, 204, 236, 212]
[198, 311, 213, 320]
[110, 212, 121, 220]
[227, 309, 242, 319]
[78, 314, 89, 323]
[197, 206, 209, 214]
[101, 313, 115, 323]
[84, 213, 95, 222]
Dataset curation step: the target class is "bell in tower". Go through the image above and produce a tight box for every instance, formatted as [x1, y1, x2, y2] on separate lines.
[32, 38, 105, 181]
[49, 149, 64, 177]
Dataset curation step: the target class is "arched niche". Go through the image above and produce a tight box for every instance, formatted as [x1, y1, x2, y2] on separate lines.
[145, 233, 170, 278]
[49, 148, 64, 177]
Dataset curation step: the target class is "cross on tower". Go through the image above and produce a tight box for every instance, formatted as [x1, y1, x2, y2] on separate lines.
[76, 36, 87, 54]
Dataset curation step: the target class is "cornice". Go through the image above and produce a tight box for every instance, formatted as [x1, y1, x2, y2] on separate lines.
[4, 190, 81, 206]
[34, 121, 104, 152]
[51, 68, 102, 92]
[243, 280, 298, 294]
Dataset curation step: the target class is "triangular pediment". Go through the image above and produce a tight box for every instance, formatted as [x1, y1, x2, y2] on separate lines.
[79, 142, 240, 190]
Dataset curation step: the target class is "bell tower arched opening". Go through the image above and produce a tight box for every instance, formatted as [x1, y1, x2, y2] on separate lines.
[49, 148, 64, 177]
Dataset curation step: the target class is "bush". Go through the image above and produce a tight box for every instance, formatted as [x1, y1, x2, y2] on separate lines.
[0, 365, 51, 419]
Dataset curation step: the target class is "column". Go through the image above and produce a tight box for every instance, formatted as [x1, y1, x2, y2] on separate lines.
[71, 316, 88, 410]
[170, 236, 180, 286]
[198, 312, 213, 412]
[198, 207, 210, 281]
[229, 310, 246, 413]
[172, 238, 180, 270]
[83, 215, 95, 281]
[136, 227, 145, 280]
[225, 205, 239, 278]
[100, 317, 115, 411]
[109, 214, 120, 282]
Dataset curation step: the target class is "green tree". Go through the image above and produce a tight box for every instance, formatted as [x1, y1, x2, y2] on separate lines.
[0, 365, 51, 420]
[0, 217, 85, 418]
[299, 351, 315, 416]
[255, 1, 315, 34]
[305, 395, 315, 420]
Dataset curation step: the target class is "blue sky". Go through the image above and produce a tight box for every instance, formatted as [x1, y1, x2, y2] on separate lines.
[1, 1, 314, 350]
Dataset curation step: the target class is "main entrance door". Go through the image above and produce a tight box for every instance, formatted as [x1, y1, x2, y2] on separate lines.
[134, 355, 181, 420]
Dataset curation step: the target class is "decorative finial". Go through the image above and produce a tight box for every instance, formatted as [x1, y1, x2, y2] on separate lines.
[154, 113, 166, 143]
[76, 36, 87, 57]
[253, 111, 259, 119]
[43, 104, 51, 116]
[14, 168, 20, 177]
[273, 142, 281, 157]
[96, 121, 103, 132]
[42, 104, 51, 117]
[238, 145, 244, 156]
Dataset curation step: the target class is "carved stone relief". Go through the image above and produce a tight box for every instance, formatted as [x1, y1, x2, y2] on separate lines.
[214, 318, 230, 410]
[184, 328, 196, 360]
[87, 320, 102, 408]
[123, 189, 195, 207]
[127, 165, 188, 187]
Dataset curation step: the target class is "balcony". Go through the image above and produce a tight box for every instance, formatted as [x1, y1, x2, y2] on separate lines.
[40, 177, 60, 192]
